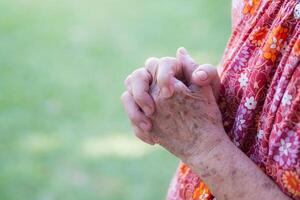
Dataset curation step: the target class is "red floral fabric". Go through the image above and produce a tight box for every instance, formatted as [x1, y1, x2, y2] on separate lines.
[167, 0, 300, 199]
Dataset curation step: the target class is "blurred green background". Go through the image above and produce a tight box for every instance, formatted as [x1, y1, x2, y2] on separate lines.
[0, 0, 231, 199]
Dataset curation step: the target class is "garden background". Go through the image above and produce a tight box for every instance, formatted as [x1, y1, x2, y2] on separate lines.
[0, 0, 231, 199]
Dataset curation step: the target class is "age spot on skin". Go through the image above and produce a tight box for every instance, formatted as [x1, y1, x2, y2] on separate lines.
[201, 172, 211, 178]
[237, 192, 246, 198]
[210, 168, 217, 175]
[223, 194, 229, 200]
[149, 82, 224, 174]
[169, 103, 175, 109]
[262, 182, 274, 190]
[165, 114, 171, 119]
[193, 123, 199, 129]
[183, 110, 188, 116]
[230, 169, 237, 177]
[213, 153, 222, 161]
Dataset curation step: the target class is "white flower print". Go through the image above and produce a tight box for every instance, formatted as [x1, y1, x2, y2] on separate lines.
[232, 0, 239, 8]
[289, 56, 298, 67]
[245, 96, 257, 110]
[269, 126, 284, 156]
[248, 0, 253, 6]
[280, 77, 289, 86]
[227, 46, 236, 59]
[238, 73, 248, 87]
[270, 37, 278, 49]
[282, 91, 292, 106]
[240, 107, 249, 115]
[270, 37, 283, 51]
[232, 47, 250, 71]
[269, 137, 276, 147]
[274, 87, 282, 101]
[237, 116, 246, 131]
[273, 130, 299, 168]
[271, 104, 277, 112]
[276, 129, 283, 137]
[280, 41, 288, 54]
[257, 129, 264, 139]
[200, 193, 209, 200]
[233, 138, 240, 147]
[279, 139, 292, 156]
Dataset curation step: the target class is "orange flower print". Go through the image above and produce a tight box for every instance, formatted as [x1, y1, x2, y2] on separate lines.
[179, 163, 190, 178]
[193, 182, 212, 200]
[250, 27, 268, 47]
[282, 171, 300, 197]
[263, 26, 289, 62]
[292, 39, 300, 56]
[243, 0, 261, 14]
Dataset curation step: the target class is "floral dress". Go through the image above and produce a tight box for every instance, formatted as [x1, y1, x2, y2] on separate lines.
[167, 0, 300, 199]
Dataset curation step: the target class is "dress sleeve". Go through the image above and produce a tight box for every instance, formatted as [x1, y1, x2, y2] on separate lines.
[264, 61, 300, 198]
[231, 0, 245, 29]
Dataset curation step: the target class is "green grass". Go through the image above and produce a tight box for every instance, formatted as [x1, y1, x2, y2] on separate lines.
[0, 0, 231, 199]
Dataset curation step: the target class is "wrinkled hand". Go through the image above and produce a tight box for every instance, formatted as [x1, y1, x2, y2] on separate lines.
[149, 80, 225, 161]
[121, 47, 220, 145]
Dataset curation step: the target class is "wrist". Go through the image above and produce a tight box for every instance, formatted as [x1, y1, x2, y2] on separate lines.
[183, 127, 230, 166]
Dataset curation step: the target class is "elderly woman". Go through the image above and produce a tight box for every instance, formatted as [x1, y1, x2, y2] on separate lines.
[121, 0, 300, 199]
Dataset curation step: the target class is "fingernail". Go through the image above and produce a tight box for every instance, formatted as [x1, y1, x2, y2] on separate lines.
[144, 106, 153, 116]
[195, 70, 208, 81]
[139, 122, 149, 131]
[179, 47, 187, 55]
[161, 87, 172, 98]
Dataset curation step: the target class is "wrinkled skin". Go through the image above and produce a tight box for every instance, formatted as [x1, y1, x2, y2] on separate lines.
[149, 80, 225, 161]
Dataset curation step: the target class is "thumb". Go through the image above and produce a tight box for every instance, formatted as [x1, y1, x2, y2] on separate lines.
[176, 47, 220, 98]
[192, 64, 220, 98]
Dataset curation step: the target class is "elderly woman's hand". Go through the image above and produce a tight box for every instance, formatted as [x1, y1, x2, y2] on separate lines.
[149, 80, 227, 162]
[121, 47, 220, 145]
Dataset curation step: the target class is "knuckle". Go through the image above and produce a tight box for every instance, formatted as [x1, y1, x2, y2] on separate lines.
[134, 131, 144, 140]
[120, 91, 130, 102]
[204, 63, 215, 68]
[198, 64, 218, 76]
[134, 92, 147, 104]
[201, 64, 216, 70]
[159, 57, 176, 64]
[124, 75, 131, 86]
[129, 112, 141, 124]
[132, 68, 147, 76]
[191, 62, 199, 69]
[145, 57, 159, 67]
[133, 126, 142, 135]
[134, 128, 147, 139]
[132, 68, 151, 81]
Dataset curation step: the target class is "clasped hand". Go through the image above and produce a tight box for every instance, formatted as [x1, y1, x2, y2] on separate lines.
[121, 47, 226, 161]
